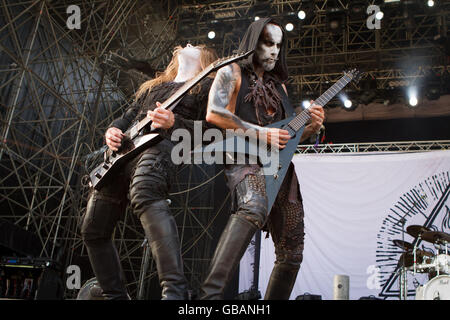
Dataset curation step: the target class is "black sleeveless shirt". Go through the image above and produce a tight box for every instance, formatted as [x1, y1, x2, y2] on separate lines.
[234, 67, 296, 127]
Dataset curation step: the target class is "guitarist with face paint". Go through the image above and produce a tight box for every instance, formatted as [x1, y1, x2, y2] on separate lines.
[200, 18, 325, 300]
[80, 44, 218, 300]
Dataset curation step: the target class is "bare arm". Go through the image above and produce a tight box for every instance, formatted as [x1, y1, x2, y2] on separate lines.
[206, 64, 261, 131]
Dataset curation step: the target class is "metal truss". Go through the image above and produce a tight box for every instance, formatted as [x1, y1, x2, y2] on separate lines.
[0, 0, 226, 299]
[179, 0, 450, 103]
[297, 140, 450, 154]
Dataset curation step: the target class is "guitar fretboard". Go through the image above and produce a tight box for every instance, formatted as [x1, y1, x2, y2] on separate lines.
[287, 74, 352, 132]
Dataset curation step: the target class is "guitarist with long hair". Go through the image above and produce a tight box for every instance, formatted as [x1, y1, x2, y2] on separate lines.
[200, 18, 325, 299]
[80, 44, 218, 300]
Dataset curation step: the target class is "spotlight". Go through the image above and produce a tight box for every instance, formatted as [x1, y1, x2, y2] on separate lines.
[339, 94, 355, 110]
[376, 11, 384, 20]
[408, 87, 419, 106]
[285, 23, 294, 32]
[302, 100, 311, 108]
[427, 0, 435, 7]
[207, 31, 215, 39]
[426, 86, 440, 100]
[255, 16, 260, 21]
[330, 20, 340, 30]
[327, 11, 345, 33]
[409, 96, 418, 106]
[298, 10, 306, 20]
[344, 99, 353, 108]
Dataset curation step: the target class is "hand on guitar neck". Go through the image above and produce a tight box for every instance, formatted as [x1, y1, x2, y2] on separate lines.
[105, 127, 125, 152]
[146, 102, 175, 129]
[299, 102, 325, 142]
[105, 102, 175, 152]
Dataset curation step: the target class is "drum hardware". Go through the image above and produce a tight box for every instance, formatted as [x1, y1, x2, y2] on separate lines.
[406, 228, 450, 300]
[393, 222, 450, 300]
[405, 225, 430, 275]
[415, 275, 450, 300]
[393, 216, 409, 300]
[392, 239, 414, 251]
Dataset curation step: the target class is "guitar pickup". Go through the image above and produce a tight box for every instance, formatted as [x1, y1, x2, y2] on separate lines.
[95, 173, 102, 179]
[103, 164, 109, 170]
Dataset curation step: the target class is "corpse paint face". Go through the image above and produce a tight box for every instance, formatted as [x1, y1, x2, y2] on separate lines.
[255, 23, 283, 72]
[174, 44, 202, 82]
[178, 44, 202, 70]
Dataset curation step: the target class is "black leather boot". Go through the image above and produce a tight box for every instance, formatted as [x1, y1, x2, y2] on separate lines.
[84, 239, 130, 300]
[263, 262, 300, 300]
[200, 215, 258, 300]
[139, 200, 188, 300]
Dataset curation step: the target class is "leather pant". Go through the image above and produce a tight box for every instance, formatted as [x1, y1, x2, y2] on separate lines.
[80, 140, 188, 300]
[199, 163, 305, 300]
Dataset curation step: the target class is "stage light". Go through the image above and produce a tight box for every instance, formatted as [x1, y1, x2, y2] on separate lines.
[208, 31, 215, 39]
[409, 96, 418, 106]
[339, 93, 355, 110]
[427, 0, 435, 7]
[376, 11, 384, 20]
[298, 10, 306, 20]
[302, 100, 311, 108]
[344, 99, 353, 108]
[426, 86, 440, 100]
[408, 87, 418, 106]
[286, 23, 294, 31]
[255, 16, 260, 21]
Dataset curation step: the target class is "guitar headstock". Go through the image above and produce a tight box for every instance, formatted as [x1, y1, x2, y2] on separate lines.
[212, 50, 254, 70]
[344, 69, 363, 83]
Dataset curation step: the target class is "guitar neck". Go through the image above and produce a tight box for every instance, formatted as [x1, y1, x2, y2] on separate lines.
[126, 65, 213, 137]
[287, 74, 352, 132]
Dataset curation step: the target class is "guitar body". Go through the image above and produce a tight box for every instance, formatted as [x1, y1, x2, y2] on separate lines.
[89, 133, 162, 190]
[263, 117, 304, 212]
[192, 116, 304, 212]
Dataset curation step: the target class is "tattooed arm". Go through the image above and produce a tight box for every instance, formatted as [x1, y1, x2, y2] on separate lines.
[206, 63, 258, 131]
[206, 63, 290, 149]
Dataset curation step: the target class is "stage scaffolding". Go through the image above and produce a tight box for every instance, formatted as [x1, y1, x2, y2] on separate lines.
[0, 0, 449, 299]
[297, 140, 450, 154]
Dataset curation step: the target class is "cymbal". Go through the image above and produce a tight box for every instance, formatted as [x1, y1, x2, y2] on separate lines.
[396, 249, 434, 269]
[406, 225, 431, 238]
[393, 239, 414, 251]
[421, 231, 450, 244]
[397, 252, 415, 268]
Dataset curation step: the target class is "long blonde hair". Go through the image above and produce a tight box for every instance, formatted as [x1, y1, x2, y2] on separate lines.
[135, 45, 218, 100]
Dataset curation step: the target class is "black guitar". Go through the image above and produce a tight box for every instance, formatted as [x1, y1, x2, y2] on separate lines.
[89, 50, 254, 190]
[193, 69, 361, 212]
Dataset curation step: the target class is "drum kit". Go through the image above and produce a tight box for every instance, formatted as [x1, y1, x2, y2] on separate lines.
[393, 225, 450, 300]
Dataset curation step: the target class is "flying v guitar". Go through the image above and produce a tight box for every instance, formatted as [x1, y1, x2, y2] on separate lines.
[193, 69, 362, 212]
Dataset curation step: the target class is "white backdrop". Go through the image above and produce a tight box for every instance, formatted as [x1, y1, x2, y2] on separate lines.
[239, 150, 450, 300]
